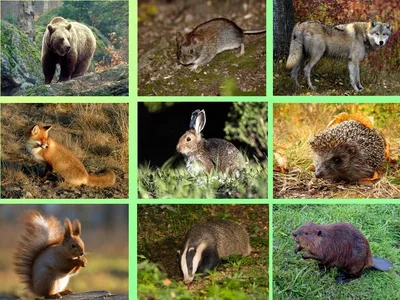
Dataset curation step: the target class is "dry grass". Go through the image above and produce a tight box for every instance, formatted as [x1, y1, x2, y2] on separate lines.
[1, 103, 129, 199]
[273, 104, 400, 198]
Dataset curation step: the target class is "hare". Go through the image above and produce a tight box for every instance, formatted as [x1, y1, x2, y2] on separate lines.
[176, 109, 245, 175]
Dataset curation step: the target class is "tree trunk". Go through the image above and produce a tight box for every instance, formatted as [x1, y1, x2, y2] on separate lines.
[18, 0, 35, 42]
[273, 0, 295, 59]
[43, 1, 49, 13]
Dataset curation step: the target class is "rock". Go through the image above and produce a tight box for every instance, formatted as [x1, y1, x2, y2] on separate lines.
[43, 291, 127, 300]
[14, 64, 129, 96]
[0, 291, 128, 300]
[1, 21, 43, 95]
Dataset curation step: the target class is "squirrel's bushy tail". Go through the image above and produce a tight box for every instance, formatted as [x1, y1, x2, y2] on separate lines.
[13, 211, 64, 289]
[286, 23, 304, 70]
[372, 257, 394, 271]
[87, 170, 116, 187]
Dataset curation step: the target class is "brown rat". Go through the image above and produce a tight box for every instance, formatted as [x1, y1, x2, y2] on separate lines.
[292, 222, 393, 283]
[176, 18, 265, 71]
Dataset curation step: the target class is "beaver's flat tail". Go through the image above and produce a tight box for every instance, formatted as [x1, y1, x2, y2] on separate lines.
[372, 257, 393, 271]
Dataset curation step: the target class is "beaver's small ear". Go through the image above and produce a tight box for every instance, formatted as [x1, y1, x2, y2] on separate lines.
[317, 230, 324, 237]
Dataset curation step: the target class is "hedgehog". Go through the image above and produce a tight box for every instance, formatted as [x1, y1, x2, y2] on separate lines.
[310, 118, 386, 182]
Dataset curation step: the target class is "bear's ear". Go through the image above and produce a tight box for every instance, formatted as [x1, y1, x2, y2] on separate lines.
[47, 25, 55, 34]
[66, 23, 72, 31]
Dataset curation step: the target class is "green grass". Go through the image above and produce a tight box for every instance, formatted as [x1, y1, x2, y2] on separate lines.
[273, 205, 400, 299]
[138, 205, 269, 299]
[138, 161, 267, 199]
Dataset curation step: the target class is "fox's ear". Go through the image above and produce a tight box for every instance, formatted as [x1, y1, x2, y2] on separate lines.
[72, 219, 81, 236]
[64, 218, 73, 241]
[43, 125, 52, 132]
[31, 125, 40, 135]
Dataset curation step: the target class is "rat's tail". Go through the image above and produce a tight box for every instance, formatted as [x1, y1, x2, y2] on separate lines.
[372, 257, 394, 271]
[243, 29, 266, 34]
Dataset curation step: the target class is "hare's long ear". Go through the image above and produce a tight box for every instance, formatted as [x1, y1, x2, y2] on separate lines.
[194, 110, 206, 133]
[189, 109, 201, 129]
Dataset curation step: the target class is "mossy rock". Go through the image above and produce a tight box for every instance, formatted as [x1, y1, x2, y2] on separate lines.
[1, 21, 43, 95]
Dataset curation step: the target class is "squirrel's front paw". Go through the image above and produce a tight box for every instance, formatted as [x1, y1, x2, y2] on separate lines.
[79, 257, 88, 267]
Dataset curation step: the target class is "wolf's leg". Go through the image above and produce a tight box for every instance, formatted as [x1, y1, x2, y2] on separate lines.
[348, 61, 360, 91]
[304, 50, 323, 90]
[355, 61, 364, 91]
[291, 56, 304, 88]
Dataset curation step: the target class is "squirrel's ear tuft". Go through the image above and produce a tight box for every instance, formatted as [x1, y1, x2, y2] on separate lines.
[72, 219, 81, 236]
[64, 218, 73, 240]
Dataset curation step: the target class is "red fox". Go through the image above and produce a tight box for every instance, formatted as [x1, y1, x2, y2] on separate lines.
[26, 124, 116, 187]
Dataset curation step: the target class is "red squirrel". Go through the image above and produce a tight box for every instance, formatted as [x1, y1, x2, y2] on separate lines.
[13, 211, 87, 298]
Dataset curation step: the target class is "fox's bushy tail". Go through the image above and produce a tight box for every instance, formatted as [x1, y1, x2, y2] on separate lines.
[286, 23, 304, 69]
[87, 170, 116, 187]
[13, 211, 64, 289]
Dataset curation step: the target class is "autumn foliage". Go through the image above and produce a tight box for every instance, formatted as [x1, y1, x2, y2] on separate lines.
[95, 32, 128, 72]
[293, 0, 400, 71]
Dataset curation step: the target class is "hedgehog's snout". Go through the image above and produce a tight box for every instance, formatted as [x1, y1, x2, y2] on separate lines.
[315, 167, 324, 178]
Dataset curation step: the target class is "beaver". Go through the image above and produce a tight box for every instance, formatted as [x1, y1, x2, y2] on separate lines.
[292, 222, 393, 283]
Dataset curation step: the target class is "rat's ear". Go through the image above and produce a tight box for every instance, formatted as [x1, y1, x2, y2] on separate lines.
[176, 32, 184, 45]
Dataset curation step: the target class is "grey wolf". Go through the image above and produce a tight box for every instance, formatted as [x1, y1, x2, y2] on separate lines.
[286, 21, 391, 91]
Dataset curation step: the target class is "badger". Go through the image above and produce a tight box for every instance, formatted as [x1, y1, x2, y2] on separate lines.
[178, 220, 252, 285]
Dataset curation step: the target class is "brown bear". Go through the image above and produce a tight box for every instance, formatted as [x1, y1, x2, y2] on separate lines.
[41, 17, 96, 84]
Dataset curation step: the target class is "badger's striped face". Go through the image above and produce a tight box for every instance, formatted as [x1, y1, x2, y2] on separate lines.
[180, 241, 207, 285]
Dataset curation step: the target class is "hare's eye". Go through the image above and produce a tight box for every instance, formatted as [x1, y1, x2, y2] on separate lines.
[186, 137, 191, 142]
[71, 244, 76, 248]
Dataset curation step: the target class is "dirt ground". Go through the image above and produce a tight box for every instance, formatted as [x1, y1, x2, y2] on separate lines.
[138, 0, 266, 96]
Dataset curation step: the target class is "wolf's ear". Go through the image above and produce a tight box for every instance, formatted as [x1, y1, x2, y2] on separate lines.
[386, 23, 391, 29]
[371, 21, 376, 27]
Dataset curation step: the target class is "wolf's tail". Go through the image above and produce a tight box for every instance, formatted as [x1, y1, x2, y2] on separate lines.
[372, 257, 393, 271]
[286, 23, 304, 69]
[88, 169, 116, 187]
